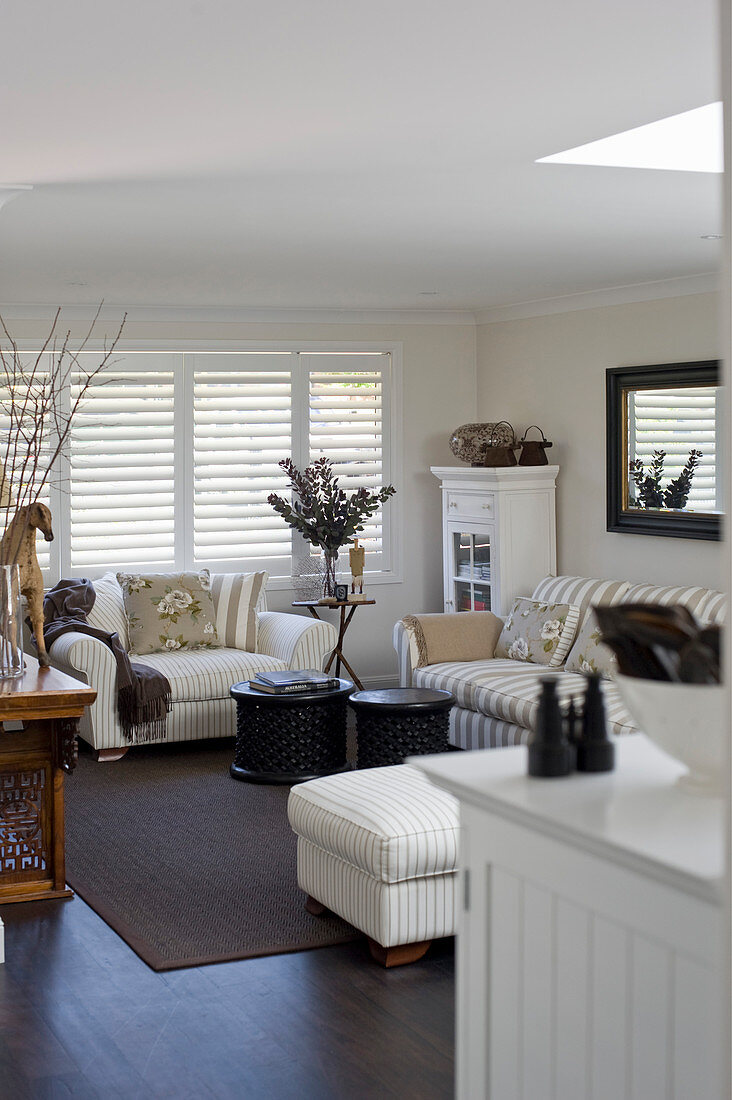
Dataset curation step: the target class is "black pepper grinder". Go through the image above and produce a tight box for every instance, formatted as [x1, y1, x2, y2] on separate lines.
[528, 679, 573, 777]
[575, 673, 615, 772]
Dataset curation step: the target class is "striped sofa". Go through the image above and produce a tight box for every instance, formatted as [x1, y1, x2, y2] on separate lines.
[393, 575, 726, 752]
[46, 572, 338, 759]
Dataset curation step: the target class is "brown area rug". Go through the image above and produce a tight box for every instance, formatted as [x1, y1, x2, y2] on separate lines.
[64, 740, 359, 971]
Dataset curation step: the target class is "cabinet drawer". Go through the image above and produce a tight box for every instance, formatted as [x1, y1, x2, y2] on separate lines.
[447, 491, 494, 519]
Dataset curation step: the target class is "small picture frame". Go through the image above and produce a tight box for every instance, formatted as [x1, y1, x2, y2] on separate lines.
[334, 583, 349, 602]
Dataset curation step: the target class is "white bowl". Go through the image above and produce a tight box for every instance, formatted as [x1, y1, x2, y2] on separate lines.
[615, 674, 727, 796]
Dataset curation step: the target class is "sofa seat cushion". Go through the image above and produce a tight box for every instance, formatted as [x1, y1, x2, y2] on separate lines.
[415, 659, 637, 738]
[139, 647, 288, 702]
[287, 764, 459, 884]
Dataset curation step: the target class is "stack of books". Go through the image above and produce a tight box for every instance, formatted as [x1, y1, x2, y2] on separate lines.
[248, 669, 340, 695]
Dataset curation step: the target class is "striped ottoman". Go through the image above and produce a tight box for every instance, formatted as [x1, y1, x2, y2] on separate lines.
[287, 764, 459, 967]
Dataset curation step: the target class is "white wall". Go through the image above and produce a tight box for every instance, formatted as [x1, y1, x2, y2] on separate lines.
[477, 292, 725, 592]
[5, 314, 477, 684]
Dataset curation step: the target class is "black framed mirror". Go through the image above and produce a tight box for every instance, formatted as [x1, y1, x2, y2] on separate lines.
[606, 360, 722, 541]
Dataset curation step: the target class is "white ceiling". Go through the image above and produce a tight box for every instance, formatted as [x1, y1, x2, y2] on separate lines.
[0, 0, 722, 314]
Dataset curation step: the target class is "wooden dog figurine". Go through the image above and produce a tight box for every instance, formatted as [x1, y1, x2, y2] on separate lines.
[0, 503, 54, 667]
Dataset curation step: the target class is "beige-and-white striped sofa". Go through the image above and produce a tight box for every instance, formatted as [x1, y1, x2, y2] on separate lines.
[393, 575, 726, 752]
[46, 572, 338, 758]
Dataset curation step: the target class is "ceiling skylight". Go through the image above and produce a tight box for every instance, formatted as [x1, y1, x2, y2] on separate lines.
[537, 102, 723, 173]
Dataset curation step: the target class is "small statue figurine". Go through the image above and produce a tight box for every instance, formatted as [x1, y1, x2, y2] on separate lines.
[349, 538, 366, 601]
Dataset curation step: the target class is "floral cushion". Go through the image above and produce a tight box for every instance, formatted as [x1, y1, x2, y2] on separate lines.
[564, 609, 618, 679]
[494, 597, 580, 667]
[117, 570, 220, 655]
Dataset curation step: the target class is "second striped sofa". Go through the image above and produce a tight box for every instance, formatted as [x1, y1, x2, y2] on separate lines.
[394, 575, 726, 752]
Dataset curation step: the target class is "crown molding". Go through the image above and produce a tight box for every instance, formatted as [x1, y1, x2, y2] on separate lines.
[0, 302, 475, 326]
[473, 273, 721, 324]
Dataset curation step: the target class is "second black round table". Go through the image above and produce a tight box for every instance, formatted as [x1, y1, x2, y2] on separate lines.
[347, 687, 455, 768]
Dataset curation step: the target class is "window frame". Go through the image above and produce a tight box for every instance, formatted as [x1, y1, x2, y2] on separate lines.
[16, 338, 403, 586]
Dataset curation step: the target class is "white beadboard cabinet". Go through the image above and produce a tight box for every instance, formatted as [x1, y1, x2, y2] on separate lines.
[414, 737, 724, 1100]
[430, 466, 558, 616]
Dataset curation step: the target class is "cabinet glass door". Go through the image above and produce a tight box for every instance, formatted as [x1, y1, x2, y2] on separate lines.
[451, 530, 491, 611]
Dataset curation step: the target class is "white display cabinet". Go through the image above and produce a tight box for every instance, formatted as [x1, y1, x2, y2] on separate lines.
[430, 466, 559, 616]
[415, 738, 723, 1100]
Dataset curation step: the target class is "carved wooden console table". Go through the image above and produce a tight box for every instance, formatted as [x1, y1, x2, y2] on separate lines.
[0, 658, 96, 906]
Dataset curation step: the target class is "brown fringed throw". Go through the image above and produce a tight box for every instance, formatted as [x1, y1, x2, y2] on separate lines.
[40, 578, 172, 744]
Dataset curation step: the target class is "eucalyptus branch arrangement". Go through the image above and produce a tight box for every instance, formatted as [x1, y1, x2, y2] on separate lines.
[629, 448, 703, 511]
[0, 305, 126, 565]
[268, 457, 396, 554]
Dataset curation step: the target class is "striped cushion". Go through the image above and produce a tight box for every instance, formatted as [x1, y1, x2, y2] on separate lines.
[210, 572, 268, 652]
[620, 583, 716, 621]
[698, 589, 726, 626]
[532, 576, 630, 627]
[88, 572, 130, 651]
[139, 646, 287, 702]
[416, 659, 637, 738]
[288, 765, 459, 884]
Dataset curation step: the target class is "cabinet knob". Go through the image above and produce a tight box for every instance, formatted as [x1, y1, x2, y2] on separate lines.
[449, 501, 457, 509]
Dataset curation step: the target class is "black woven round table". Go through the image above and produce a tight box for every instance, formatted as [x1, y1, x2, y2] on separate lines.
[348, 687, 455, 768]
[229, 679, 353, 784]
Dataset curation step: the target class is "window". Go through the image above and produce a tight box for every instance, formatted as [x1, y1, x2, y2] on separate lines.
[628, 386, 720, 512]
[44, 347, 397, 582]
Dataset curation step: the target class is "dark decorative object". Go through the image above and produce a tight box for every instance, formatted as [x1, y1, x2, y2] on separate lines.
[527, 679, 572, 777]
[593, 603, 721, 684]
[518, 425, 553, 466]
[57, 717, 80, 774]
[348, 687, 454, 768]
[334, 583, 349, 602]
[606, 360, 721, 540]
[629, 449, 702, 510]
[482, 421, 517, 467]
[449, 421, 516, 466]
[575, 674, 614, 773]
[229, 679, 352, 783]
[268, 457, 395, 597]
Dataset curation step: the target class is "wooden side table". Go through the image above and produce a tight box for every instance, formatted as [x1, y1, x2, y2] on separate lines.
[0, 657, 97, 907]
[292, 599, 376, 691]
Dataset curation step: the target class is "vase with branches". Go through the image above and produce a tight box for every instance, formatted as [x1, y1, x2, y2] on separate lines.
[0, 306, 125, 674]
[268, 457, 396, 597]
[629, 448, 703, 511]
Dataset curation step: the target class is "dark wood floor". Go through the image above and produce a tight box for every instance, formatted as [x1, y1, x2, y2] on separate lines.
[0, 892, 454, 1099]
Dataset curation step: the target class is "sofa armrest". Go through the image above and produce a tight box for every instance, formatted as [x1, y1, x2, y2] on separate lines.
[393, 618, 417, 687]
[48, 632, 125, 750]
[257, 611, 337, 671]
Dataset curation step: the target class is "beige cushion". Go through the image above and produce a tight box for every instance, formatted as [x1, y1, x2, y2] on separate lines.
[210, 571, 268, 652]
[117, 570, 220, 655]
[494, 597, 579, 667]
[401, 610, 503, 667]
[564, 609, 618, 679]
[88, 572, 130, 651]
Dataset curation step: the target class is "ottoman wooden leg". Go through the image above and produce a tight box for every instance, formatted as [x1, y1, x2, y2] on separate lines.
[94, 747, 130, 763]
[367, 938, 432, 968]
[305, 894, 329, 916]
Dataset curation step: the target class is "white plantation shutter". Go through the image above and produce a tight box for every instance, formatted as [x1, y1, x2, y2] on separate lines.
[303, 353, 390, 569]
[629, 386, 719, 511]
[192, 355, 293, 570]
[69, 360, 177, 569]
[36, 345, 395, 582]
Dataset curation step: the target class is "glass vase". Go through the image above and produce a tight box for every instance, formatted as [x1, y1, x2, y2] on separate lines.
[322, 550, 339, 599]
[0, 564, 23, 679]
